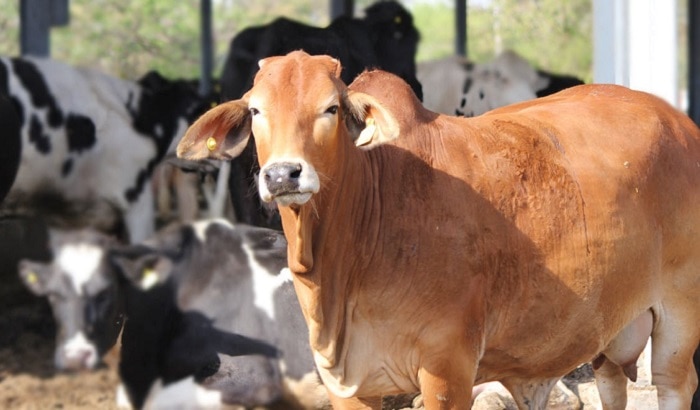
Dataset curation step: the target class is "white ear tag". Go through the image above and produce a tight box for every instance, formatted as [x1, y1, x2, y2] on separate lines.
[355, 118, 376, 146]
[140, 268, 159, 289]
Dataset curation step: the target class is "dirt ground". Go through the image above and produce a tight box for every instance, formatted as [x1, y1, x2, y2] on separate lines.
[0, 292, 120, 410]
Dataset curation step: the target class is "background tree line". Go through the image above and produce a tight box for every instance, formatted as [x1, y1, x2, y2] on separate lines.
[0, 0, 593, 84]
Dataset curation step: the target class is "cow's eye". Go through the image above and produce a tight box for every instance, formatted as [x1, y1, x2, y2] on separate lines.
[250, 107, 260, 116]
[325, 105, 338, 115]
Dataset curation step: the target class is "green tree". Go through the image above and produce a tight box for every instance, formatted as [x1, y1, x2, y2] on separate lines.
[410, 0, 593, 82]
[0, 0, 592, 82]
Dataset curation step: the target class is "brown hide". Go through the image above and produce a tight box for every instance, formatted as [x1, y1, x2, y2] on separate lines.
[178, 51, 700, 409]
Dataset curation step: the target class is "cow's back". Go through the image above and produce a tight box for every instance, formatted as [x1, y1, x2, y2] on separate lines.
[349, 83, 700, 382]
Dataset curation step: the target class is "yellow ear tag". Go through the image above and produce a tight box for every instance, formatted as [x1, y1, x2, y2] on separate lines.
[26, 271, 38, 285]
[140, 268, 158, 289]
[356, 118, 376, 147]
[206, 137, 218, 151]
[394, 16, 402, 24]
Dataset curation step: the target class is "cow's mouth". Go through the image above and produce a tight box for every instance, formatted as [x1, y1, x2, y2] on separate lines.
[271, 192, 313, 206]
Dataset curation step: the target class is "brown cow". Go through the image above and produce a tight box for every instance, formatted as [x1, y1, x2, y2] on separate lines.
[177, 51, 700, 409]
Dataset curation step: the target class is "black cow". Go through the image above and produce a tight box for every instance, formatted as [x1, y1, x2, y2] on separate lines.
[112, 219, 326, 409]
[0, 56, 214, 242]
[0, 94, 21, 204]
[218, 0, 421, 229]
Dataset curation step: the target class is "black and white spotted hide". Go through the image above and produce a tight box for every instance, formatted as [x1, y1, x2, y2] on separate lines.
[0, 56, 213, 242]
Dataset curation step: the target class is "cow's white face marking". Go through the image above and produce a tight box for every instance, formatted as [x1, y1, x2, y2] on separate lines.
[57, 330, 98, 370]
[243, 242, 293, 320]
[56, 243, 104, 296]
[258, 158, 320, 206]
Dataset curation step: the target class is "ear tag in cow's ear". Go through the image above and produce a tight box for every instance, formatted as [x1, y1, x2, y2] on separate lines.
[394, 16, 402, 24]
[26, 271, 38, 285]
[140, 268, 158, 289]
[206, 137, 218, 152]
[356, 118, 376, 147]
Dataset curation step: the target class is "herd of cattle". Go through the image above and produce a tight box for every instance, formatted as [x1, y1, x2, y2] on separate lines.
[2, 1, 700, 409]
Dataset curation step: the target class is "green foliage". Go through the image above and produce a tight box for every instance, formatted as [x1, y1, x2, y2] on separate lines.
[487, 0, 593, 82]
[412, 0, 593, 82]
[411, 2, 455, 61]
[0, 0, 592, 82]
[0, 1, 20, 56]
[51, 0, 202, 79]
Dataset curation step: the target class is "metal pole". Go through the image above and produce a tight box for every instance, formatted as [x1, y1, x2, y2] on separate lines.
[455, 0, 467, 57]
[20, 0, 51, 56]
[199, 0, 213, 96]
[689, 0, 700, 122]
[330, 0, 354, 20]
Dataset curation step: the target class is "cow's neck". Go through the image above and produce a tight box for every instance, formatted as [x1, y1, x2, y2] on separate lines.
[278, 140, 377, 372]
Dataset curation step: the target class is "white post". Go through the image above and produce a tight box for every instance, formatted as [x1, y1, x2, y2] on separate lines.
[628, 0, 678, 107]
[594, 0, 679, 108]
[593, 0, 628, 85]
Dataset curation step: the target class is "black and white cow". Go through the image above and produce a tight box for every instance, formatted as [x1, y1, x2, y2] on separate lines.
[18, 228, 123, 371]
[0, 56, 213, 242]
[109, 219, 326, 409]
[19, 219, 326, 408]
[219, 0, 422, 230]
[416, 50, 584, 117]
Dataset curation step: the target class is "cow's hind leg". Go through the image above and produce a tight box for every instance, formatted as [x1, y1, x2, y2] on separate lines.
[591, 310, 653, 409]
[591, 356, 629, 409]
[651, 301, 700, 409]
[500, 377, 558, 410]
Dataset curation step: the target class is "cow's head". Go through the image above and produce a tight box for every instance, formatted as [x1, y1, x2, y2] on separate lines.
[129, 71, 219, 158]
[363, 0, 422, 101]
[18, 229, 122, 371]
[177, 51, 400, 208]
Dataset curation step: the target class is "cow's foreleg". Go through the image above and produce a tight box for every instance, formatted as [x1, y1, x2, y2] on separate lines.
[327, 393, 381, 410]
[417, 359, 474, 410]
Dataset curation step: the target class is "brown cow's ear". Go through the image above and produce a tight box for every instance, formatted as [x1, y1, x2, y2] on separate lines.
[176, 99, 252, 161]
[344, 91, 399, 148]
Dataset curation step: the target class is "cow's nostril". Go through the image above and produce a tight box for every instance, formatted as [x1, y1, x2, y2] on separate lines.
[264, 162, 304, 196]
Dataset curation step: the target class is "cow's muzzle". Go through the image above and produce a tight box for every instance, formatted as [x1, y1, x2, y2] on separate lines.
[259, 160, 319, 206]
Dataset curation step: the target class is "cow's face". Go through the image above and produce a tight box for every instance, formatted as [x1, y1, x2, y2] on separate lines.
[18, 230, 121, 371]
[176, 51, 399, 209]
